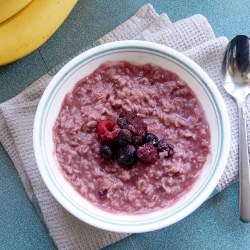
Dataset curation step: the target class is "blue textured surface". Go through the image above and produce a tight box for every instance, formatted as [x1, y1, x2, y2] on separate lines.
[103, 182, 250, 250]
[1, 0, 250, 249]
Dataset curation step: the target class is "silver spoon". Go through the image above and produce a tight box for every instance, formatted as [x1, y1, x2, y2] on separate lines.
[222, 34, 250, 222]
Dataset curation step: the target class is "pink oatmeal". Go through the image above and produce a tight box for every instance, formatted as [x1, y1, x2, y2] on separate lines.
[53, 61, 210, 214]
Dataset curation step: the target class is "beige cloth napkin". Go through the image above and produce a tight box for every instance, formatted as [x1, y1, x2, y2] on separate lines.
[0, 3, 242, 250]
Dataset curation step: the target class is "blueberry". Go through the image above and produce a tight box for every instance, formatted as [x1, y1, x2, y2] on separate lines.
[117, 144, 137, 168]
[116, 129, 132, 145]
[144, 133, 158, 147]
[99, 144, 113, 159]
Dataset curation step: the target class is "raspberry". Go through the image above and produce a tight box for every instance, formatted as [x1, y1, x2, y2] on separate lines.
[97, 120, 120, 143]
[137, 142, 158, 164]
[117, 111, 147, 144]
[158, 139, 174, 158]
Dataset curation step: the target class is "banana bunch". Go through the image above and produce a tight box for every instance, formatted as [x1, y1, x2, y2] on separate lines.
[0, 0, 32, 23]
[0, 0, 78, 66]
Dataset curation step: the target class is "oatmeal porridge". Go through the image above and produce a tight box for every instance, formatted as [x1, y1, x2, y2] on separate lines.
[53, 61, 211, 214]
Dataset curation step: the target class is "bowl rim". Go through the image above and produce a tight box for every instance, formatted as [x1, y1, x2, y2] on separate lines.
[33, 40, 231, 233]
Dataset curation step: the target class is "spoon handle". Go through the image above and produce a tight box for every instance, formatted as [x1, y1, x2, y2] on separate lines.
[238, 100, 250, 222]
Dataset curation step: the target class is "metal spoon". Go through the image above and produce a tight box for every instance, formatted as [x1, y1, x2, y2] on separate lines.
[222, 34, 250, 222]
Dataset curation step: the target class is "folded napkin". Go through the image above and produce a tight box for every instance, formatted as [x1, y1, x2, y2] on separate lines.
[0, 3, 243, 250]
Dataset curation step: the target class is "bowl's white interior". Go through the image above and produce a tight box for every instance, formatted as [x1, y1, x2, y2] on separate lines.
[33, 40, 230, 233]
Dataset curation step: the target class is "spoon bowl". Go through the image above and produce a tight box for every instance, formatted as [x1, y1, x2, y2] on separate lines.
[222, 34, 250, 222]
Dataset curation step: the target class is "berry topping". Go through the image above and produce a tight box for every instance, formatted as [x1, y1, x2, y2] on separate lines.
[97, 120, 120, 143]
[117, 144, 137, 168]
[144, 133, 158, 147]
[99, 144, 114, 159]
[117, 111, 147, 144]
[158, 139, 174, 158]
[117, 111, 136, 128]
[116, 129, 133, 146]
[97, 112, 173, 168]
[137, 142, 158, 164]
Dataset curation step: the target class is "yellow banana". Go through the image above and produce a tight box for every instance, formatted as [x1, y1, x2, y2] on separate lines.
[0, 0, 33, 23]
[0, 0, 78, 66]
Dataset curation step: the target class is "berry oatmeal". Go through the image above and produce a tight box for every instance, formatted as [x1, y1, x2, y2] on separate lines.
[53, 61, 211, 214]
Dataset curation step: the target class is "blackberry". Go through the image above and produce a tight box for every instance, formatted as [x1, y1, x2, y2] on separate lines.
[117, 111, 147, 144]
[158, 139, 174, 158]
[117, 111, 136, 128]
[117, 144, 137, 168]
[119, 111, 137, 120]
[98, 188, 108, 199]
[116, 129, 132, 146]
[99, 144, 114, 159]
[144, 133, 158, 147]
[137, 142, 158, 164]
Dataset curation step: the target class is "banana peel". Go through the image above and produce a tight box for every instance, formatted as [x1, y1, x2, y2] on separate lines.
[0, 0, 78, 66]
[0, 0, 33, 23]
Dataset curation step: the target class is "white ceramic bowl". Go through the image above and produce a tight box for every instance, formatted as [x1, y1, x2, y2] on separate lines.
[33, 40, 230, 233]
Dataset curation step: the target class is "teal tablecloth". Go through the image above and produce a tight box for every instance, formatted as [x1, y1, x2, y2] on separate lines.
[1, 1, 250, 249]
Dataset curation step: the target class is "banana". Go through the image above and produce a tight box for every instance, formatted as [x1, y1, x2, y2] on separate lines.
[0, 0, 78, 66]
[0, 0, 33, 23]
